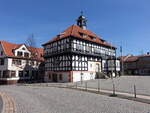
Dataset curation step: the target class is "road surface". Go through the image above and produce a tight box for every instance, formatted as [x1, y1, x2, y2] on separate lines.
[0, 85, 150, 113]
[0, 96, 3, 113]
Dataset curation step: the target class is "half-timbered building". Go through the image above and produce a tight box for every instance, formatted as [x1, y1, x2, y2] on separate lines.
[43, 14, 120, 82]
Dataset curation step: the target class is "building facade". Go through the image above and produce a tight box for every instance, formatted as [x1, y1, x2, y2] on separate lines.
[43, 15, 120, 82]
[122, 54, 150, 75]
[0, 41, 44, 84]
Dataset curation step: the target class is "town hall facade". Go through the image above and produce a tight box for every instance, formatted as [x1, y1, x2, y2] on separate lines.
[43, 14, 120, 82]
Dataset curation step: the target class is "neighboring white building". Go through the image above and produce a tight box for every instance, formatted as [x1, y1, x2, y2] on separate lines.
[0, 41, 44, 84]
[42, 14, 120, 83]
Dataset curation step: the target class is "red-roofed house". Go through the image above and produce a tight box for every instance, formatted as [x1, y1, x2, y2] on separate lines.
[122, 53, 150, 75]
[42, 14, 120, 82]
[0, 41, 44, 84]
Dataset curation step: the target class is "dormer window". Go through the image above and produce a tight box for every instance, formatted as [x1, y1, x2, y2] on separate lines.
[101, 39, 105, 42]
[90, 36, 96, 40]
[24, 52, 29, 57]
[79, 32, 87, 38]
[17, 51, 23, 57]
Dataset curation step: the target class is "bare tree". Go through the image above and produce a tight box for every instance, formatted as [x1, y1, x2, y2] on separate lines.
[25, 34, 37, 48]
[25, 34, 38, 58]
[25, 34, 38, 82]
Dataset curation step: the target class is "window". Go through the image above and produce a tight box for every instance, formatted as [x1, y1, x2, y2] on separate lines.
[90, 36, 96, 40]
[24, 71, 29, 77]
[24, 52, 29, 57]
[0, 71, 1, 78]
[19, 71, 23, 77]
[31, 61, 34, 66]
[11, 71, 16, 77]
[59, 74, 62, 80]
[22, 47, 25, 50]
[17, 60, 21, 65]
[12, 59, 21, 65]
[1, 51, 3, 56]
[36, 61, 39, 66]
[49, 74, 51, 79]
[0, 58, 4, 65]
[26, 60, 29, 65]
[17, 51, 23, 57]
[3, 70, 9, 78]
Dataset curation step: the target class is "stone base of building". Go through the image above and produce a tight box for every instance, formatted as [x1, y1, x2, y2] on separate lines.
[0, 80, 18, 85]
[0, 77, 43, 85]
[44, 71, 96, 83]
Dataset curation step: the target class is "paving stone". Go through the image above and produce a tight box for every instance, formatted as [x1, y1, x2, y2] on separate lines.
[0, 85, 150, 113]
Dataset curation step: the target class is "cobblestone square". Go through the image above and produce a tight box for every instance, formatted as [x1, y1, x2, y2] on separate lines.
[0, 85, 150, 113]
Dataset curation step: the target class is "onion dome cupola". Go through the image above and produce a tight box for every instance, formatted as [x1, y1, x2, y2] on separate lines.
[77, 12, 87, 30]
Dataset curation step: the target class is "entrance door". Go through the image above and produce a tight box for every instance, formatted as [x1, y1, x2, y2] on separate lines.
[96, 64, 101, 72]
[52, 74, 58, 82]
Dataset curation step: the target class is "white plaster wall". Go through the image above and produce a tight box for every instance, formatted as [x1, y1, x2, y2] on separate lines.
[72, 71, 96, 82]
[88, 61, 101, 72]
[116, 60, 120, 71]
[14, 45, 31, 57]
[102, 60, 107, 71]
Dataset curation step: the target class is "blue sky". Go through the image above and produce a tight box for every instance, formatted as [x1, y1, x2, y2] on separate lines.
[0, 0, 150, 56]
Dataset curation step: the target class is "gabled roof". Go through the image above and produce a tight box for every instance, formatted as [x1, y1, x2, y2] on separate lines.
[43, 25, 116, 49]
[119, 55, 139, 63]
[125, 56, 139, 62]
[0, 41, 44, 61]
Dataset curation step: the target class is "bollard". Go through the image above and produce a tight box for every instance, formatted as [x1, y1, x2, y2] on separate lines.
[98, 79, 100, 92]
[76, 82, 77, 89]
[113, 83, 115, 95]
[134, 85, 136, 98]
[85, 82, 87, 91]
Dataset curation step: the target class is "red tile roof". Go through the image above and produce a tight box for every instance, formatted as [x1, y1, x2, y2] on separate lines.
[119, 54, 150, 63]
[43, 25, 116, 49]
[125, 56, 139, 62]
[0, 41, 44, 61]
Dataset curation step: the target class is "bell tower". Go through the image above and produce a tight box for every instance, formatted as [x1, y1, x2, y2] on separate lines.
[77, 12, 87, 30]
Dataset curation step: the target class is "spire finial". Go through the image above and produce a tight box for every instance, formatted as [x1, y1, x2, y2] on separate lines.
[81, 11, 83, 16]
[77, 12, 87, 30]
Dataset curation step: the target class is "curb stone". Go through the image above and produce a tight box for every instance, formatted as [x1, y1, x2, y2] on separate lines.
[0, 92, 16, 113]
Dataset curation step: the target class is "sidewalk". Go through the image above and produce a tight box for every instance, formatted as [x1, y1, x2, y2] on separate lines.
[21, 83, 150, 104]
[67, 86, 150, 104]
[0, 96, 3, 113]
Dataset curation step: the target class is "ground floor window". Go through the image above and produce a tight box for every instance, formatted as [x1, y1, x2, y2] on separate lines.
[0, 71, 2, 78]
[49, 74, 51, 79]
[24, 71, 29, 77]
[59, 74, 62, 80]
[19, 71, 24, 77]
[11, 71, 16, 77]
[3, 70, 9, 78]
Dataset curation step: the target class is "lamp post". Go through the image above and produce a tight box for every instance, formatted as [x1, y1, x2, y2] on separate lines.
[110, 42, 116, 96]
[120, 46, 124, 75]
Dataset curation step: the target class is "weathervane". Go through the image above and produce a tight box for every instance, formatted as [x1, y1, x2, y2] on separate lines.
[81, 11, 83, 16]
